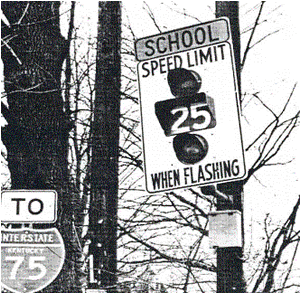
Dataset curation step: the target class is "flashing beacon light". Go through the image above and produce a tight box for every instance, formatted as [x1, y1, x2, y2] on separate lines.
[173, 133, 208, 164]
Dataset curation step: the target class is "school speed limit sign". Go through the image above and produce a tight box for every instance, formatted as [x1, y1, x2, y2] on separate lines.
[1, 228, 65, 293]
[135, 18, 246, 193]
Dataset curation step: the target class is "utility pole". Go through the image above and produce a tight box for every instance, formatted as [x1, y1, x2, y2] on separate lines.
[89, 2, 121, 292]
[215, 2, 245, 292]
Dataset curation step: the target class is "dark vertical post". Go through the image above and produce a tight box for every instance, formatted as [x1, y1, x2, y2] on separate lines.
[215, 2, 245, 293]
[216, 1, 241, 96]
[89, 2, 121, 292]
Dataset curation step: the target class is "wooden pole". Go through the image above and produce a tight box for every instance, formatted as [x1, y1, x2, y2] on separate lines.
[215, 2, 246, 292]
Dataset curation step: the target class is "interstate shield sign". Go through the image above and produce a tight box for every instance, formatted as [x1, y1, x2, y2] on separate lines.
[1, 228, 65, 293]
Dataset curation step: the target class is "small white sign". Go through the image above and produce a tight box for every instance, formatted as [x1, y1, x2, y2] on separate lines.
[1, 190, 57, 223]
[208, 210, 242, 248]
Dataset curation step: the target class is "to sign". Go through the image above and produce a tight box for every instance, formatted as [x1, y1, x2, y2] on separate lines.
[1, 190, 57, 223]
[1, 228, 65, 293]
[135, 18, 246, 193]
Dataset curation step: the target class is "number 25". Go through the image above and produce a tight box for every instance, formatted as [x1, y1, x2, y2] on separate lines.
[170, 104, 211, 134]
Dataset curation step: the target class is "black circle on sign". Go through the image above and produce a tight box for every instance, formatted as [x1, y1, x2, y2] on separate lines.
[173, 133, 208, 164]
[167, 68, 202, 97]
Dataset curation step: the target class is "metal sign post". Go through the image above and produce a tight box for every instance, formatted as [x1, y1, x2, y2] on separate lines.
[135, 18, 246, 193]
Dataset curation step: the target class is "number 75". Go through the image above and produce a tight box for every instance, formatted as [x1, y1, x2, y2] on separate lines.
[6, 256, 47, 280]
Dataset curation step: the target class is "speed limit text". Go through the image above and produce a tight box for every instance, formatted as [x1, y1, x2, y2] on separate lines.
[141, 44, 226, 78]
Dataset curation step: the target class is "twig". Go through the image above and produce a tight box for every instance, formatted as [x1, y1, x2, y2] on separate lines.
[251, 196, 300, 292]
[118, 224, 216, 272]
[280, 240, 299, 292]
[17, 2, 30, 25]
[249, 29, 280, 49]
[168, 191, 208, 218]
[241, 1, 265, 70]
[143, 1, 162, 33]
[1, 37, 22, 65]
[253, 93, 277, 119]
[246, 83, 297, 152]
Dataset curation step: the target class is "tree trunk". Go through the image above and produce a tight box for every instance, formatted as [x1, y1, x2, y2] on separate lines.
[1, 2, 79, 291]
[89, 2, 121, 292]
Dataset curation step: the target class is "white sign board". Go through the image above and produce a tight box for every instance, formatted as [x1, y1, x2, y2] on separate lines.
[135, 18, 246, 193]
[1, 190, 57, 223]
[208, 210, 242, 248]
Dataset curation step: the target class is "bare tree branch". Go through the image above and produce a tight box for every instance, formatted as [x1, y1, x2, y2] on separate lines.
[280, 240, 300, 291]
[168, 191, 209, 219]
[251, 196, 300, 293]
[244, 83, 298, 183]
[143, 1, 162, 33]
[241, 1, 265, 70]
[119, 224, 216, 272]
[16, 2, 29, 25]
